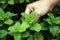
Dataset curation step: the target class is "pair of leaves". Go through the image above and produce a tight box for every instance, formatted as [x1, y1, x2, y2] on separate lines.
[4, 19, 13, 25]
[44, 13, 60, 25]
[8, 21, 30, 33]
[8, 22, 21, 32]
[46, 13, 55, 24]
[4, 12, 17, 19]
[0, 8, 17, 21]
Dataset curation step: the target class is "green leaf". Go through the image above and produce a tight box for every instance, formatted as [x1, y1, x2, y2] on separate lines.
[0, 23, 3, 27]
[4, 19, 13, 25]
[34, 32, 44, 40]
[19, 0, 25, 3]
[26, 0, 30, 3]
[0, 16, 4, 20]
[50, 26, 60, 36]
[8, 22, 29, 32]
[40, 22, 49, 30]
[21, 12, 29, 22]
[21, 12, 31, 23]
[8, 22, 21, 32]
[5, 12, 11, 19]
[44, 18, 52, 25]
[30, 23, 41, 32]
[47, 13, 55, 24]
[27, 35, 33, 40]
[21, 31, 30, 38]
[0, 8, 4, 20]
[14, 33, 21, 40]
[8, 31, 14, 36]
[8, 0, 14, 5]
[55, 17, 60, 24]
[10, 13, 17, 17]
[21, 12, 38, 24]
[6, 12, 17, 18]
[0, 30, 7, 38]
[19, 21, 30, 32]
[29, 12, 38, 24]
[0, 11, 17, 21]
[0, 0, 6, 4]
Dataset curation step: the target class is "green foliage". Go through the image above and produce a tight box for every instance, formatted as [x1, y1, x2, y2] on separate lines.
[21, 12, 38, 24]
[8, 12, 41, 40]
[4, 19, 13, 25]
[34, 32, 44, 40]
[21, 31, 30, 38]
[0, 30, 7, 38]
[30, 23, 41, 32]
[40, 22, 49, 30]
[26, 0, 30, 3]
[0, 0, 6, 4]
[0, 0, 60, 40]
[55, 17, 60, 24]
[27, 34, 33, 40]
[19, 0, 25, 3]
[8, 0, 14, 5]
[8, 22, 21, 32]
[14, 33, 21, 40]
[50, 26, 60, 36]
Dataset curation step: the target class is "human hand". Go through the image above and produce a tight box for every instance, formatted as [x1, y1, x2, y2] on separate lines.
[25, 0, 58, 22]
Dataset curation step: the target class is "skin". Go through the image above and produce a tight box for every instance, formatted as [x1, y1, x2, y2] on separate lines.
[25, 0, 59, 22]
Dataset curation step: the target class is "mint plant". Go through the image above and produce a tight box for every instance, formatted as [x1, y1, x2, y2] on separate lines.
[0, 0, 60, 40]
[8, 12, 42, 40]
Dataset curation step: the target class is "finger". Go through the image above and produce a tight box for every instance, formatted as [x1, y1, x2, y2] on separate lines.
[28, 6, 34, 12]
[25, 5, 34, 14]
[25, 7, 31, 14]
